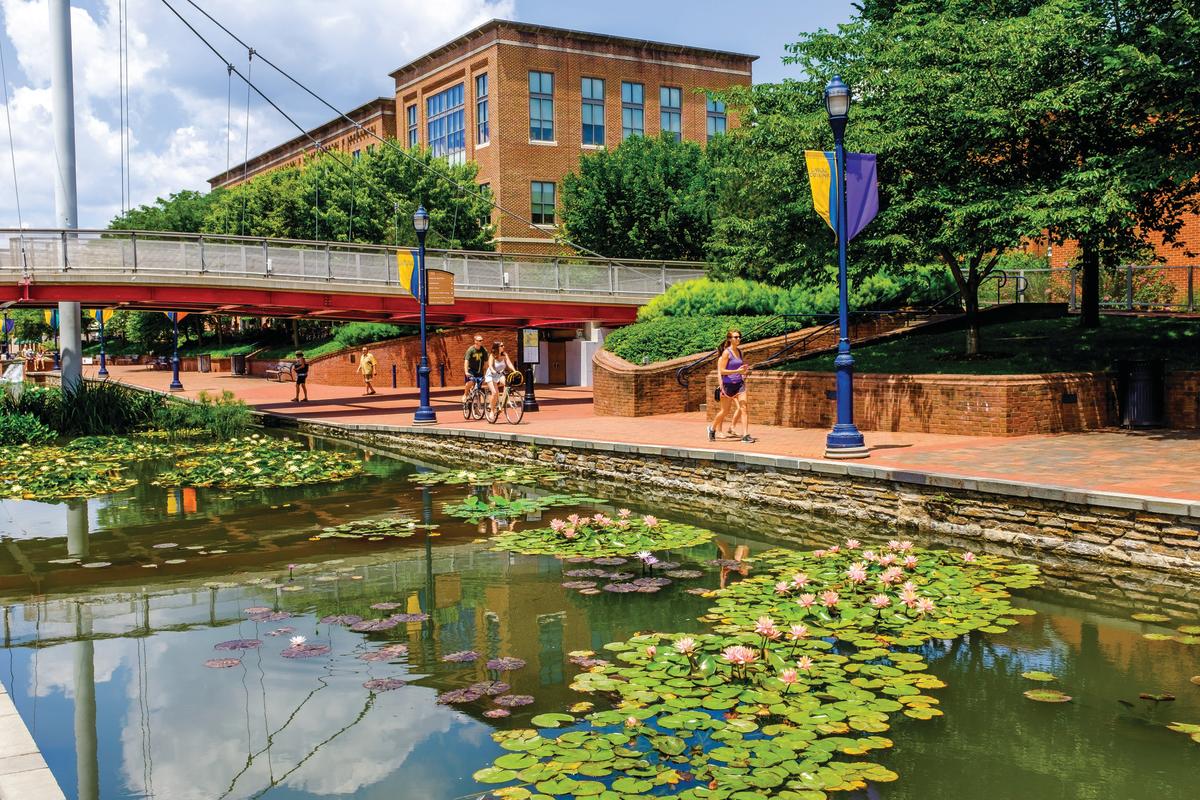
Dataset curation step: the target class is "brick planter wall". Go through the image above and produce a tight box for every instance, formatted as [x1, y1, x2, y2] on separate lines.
[711, 369, 1200, 436]
[252, 328, 518, 388]
[593, 316, 906, 417]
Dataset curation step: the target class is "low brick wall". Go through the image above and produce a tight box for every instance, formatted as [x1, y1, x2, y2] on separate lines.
[593, 316, 906, 417]
[273, 418, 1200, 575]
[276, 328, 517, 388]
[710, 369, 1200, 436]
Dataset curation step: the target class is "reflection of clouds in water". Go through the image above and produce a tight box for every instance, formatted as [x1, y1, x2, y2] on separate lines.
[26, 638, 124, 699]
[116, 629, 461, 799]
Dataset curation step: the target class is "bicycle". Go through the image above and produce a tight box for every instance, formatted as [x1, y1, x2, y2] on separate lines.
[462, 376, 487, 420]
[485, 371, 525, 425]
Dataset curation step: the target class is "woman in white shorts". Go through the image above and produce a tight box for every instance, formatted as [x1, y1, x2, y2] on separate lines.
[485, 340, 514, 416]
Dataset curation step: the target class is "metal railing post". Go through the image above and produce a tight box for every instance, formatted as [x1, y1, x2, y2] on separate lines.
[263, 239, 271, 276]
[325, 244, 332, 280]
[60, 230, 69, 271]
[1069, 269, 1076, 311]
[661, 263, 667, 293]
[199, 236, 206, 273]
[609, 261, 615, 294]
[130, 231, 138, 273]
[555, 258, 561, 291]
[1187, 265, 1195, 312]
[462, 253, 469, 287]
[499, 253, 505, 289]
[1126, 264, 1134, 310]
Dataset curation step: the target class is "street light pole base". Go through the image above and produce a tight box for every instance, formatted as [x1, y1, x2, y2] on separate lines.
[823, 445, 870, 459]
[412, 413, 438, 425]
[169, 385, 184, 393]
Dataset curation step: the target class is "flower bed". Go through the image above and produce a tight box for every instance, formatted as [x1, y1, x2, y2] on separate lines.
[489, 511, 714, 557]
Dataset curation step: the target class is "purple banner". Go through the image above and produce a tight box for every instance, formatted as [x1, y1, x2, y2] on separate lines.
[844, 152, 879, 242]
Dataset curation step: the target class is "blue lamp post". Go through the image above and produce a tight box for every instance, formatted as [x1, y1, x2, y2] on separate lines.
[823, 76, 868, 459]
[169, 312, 183, 392]
[96, 312, 109, 377]
[412, 206, 437, 424]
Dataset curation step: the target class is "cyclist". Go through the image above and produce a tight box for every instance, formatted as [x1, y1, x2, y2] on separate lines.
[485, 340, 514, 417]
[462, 334, 488, 403]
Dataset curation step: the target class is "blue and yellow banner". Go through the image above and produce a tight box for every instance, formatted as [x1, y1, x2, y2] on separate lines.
[396, 250, 420, 301]
[162, 311, 190, 323]
[805, 150, 880, 242]
[89, 309, 114, 325]
[43, 309, 58, 329]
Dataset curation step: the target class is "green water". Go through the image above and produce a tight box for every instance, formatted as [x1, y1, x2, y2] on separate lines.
[0, 437, 1197, 800]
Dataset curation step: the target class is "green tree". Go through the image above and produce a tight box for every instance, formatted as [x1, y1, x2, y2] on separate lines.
[560, 134, 713, 261]
[202, 142, 495, 248]
[108, 189, 225, 232]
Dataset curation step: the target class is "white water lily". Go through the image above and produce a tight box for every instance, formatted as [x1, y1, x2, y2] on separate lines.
[289, 635, 306, 647]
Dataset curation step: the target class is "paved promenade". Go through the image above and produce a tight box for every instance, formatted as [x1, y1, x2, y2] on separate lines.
[88, 365, 1200, 502]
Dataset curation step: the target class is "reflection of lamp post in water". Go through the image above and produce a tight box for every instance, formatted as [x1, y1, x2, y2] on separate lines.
[73, 602, 99, 800]
[67, 498, 88, 560]
[422, 486, 436, 641]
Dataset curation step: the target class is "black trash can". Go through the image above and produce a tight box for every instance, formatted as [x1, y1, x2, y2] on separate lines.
[1117, 358, 1165, 428]
[197, 353, 212, 373]
[231, 353, 247, 376]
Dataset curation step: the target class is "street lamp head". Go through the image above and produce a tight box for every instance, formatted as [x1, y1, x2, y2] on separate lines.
[824, 75, 851, 121]
[412, 205, 430, 233]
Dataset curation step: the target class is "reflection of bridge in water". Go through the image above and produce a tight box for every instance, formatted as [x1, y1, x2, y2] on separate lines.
[1, 228, 706, 326]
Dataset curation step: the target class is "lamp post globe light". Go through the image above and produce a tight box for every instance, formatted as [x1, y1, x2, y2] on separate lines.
[412, 205, 437, 424]
[823, 75, 868, 459]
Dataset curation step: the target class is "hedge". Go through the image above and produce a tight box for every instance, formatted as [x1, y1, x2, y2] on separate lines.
[603, 315, 812, 365]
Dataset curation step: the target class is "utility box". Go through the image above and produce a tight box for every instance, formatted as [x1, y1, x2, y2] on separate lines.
[1117, 358, 1165, 428]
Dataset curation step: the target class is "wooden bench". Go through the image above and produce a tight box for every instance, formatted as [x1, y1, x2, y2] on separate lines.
[264, 361, 294, 382]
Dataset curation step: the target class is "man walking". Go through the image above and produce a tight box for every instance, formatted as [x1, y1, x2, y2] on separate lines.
[358, 346, 378, 395]
[291, 351, 309, 403]
[463, 334, 488, 402]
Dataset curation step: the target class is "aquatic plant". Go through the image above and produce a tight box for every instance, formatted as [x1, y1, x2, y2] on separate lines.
[410, 465, 563, 486]
[153, 435, 362, 489]
[471, 542, 1041, 798]
[314, 516, 425, 541]
[489, 514, 714, 558]
[442, 492, 603, 523]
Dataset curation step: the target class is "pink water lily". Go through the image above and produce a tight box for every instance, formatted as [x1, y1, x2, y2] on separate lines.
[618, 508, 632, 519]
[645, 645, 657, 659]
[870, 594, 891, 608]
[862, 550, 877, 562]
[916, 597, 937, 614]
[775, 581, 792, 595]
[879, 566, 904, 585]
[903, 555, 919, 570]
[635, 551, 653, 562]
[828, 545, 841, 554]
[820, 590, 840, 608]
[898, 540, 914, 552]
[673, 636, 698, 655]
[779, 668, 800, 686]
[887, 540, 903, 551]
[846, 562, 868, 584]
[878, 553, 897, 567]
[567, 514, 581, 525]
[754, 616, 780, 639]
[722, 645, 757, 666]
[796, 655, 815, 672]
[812, 549, 827, 558]
[791, 572, 811, 588]
[642, 515, 660, 528]
[593, 514, 611, 526]
[563, 527, 578, 539]
[798, 593, 817, 609]
[963, 551, 977, 563]
[845, 539, 861, 549]
[788, 624, 810, 641]
[550, 518, 566, 532]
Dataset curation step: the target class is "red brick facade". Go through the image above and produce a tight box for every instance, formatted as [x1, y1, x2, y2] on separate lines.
[710, 370, 1200, 436]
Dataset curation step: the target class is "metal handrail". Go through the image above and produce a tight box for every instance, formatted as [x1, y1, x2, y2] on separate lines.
[674, 313, 830, 388]
[925, 270, 1011, 314]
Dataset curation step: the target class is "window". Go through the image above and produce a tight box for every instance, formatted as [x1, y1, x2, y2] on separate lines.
[706, 95, 727, 141]
[529, 71, 554, 141]
[581, 77, 605, 146]
[660, 86, 682, 141]
[475, 74, 490, 145]
[426, 83, 466, 166]
[621, 81, 644, 139]
[406, 104, 418, 148]
[531, 181, 556, 225]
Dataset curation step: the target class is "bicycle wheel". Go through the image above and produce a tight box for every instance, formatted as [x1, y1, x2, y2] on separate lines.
[470, 391, 487, 420]
[462, 390, 473, 420]
[485, 395, 499, 423]
[505, 389, 525, 424]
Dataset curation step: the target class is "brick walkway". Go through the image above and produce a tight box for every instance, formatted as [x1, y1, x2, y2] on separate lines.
[89, 365, 1200, 502]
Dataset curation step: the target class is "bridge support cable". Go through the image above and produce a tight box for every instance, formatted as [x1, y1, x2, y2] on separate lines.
[0, 18, 24, 232]
[238, 48, 253, 236]
[223, 63, 233, 233]
[167, 0, 661, 270]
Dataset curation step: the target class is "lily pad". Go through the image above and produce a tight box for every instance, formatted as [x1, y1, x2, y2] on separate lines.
[281, 643, 331, 659]
[363, 678, 407, 692]
[1138, 693, 1175, 702]
[204, 658, 241, 669]
[530, 712, 576, 728]
[442, 650, 480, 663]
[1131, 613, 1172, 623]
[214, 639, 262, 651]
[487, 657, 527, 671]
[1024, 689, 1072, 703]
[1021, 671, 1058, 682]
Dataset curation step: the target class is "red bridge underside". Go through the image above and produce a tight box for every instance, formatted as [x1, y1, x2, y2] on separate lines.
[1, 283, 638, 328]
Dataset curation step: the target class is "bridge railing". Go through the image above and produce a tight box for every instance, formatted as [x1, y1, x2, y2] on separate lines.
[0, 229, 707, 298]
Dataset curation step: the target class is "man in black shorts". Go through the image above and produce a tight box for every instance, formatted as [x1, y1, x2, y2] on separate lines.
[463, 335, 488, 402]
[292, 351, 309, 402]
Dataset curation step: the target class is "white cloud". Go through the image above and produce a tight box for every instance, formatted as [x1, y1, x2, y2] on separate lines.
[0, 0, 515, 228]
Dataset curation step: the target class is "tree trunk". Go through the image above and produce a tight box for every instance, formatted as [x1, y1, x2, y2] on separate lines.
[964, 284, 981, 357]
[291, 319, 300, 350]
[1080, 243, 1101, 328]
[216, 316, 224, 348]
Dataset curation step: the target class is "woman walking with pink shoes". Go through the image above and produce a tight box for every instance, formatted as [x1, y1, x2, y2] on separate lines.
[707, 329, 755, 444]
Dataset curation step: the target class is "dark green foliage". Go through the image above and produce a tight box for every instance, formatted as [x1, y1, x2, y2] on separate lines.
[0, 412, 55, 445]
[561, 134, 713, 261]
[603, 316, 809, 365]
[330, 322, 412, 349]
[2, 382, 164, 436]
[108, 189, 225, 232]
[779, 317, 1200, 374]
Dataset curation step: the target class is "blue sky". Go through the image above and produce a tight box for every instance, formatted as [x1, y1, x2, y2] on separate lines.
[0, 0, 854, 228]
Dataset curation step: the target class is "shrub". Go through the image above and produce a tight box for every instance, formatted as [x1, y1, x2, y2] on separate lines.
[331, 322, 412, 349]
[153, 390, 251, 439]
[603, 315, 809, 365]
[0, 411, 55, 445]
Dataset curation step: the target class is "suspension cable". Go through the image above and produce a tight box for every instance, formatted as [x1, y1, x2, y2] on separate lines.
[172, 0, 631, 263]
[238, 48, 253, 236]
[118, 0, 126, 214]
[224, 63, 232, 233]
[0, 24, 23, 230]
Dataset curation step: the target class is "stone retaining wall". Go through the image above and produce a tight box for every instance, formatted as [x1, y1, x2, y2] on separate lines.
[274, 418, 1200, 576]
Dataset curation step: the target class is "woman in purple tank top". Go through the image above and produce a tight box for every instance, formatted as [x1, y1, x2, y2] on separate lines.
[707, 329, 756, 443]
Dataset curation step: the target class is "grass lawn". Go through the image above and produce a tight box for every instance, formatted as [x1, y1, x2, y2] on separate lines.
[778, 316, 1200, 374]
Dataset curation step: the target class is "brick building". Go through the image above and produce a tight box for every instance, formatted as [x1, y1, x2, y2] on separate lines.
[208, 97, 396, 189]
[208, 20, 755, 252]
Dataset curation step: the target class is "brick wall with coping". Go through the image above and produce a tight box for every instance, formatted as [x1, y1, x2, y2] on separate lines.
[705, 370, 1200, 435]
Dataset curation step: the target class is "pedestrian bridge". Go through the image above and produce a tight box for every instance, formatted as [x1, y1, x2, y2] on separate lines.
[0, 229, 705, 327]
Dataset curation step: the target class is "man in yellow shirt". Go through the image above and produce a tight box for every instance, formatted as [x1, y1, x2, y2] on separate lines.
[358, 346, 379, 395]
